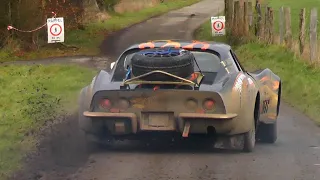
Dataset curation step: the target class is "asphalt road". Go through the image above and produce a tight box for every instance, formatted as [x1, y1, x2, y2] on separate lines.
[71, 0, 320, 179]
[14, 0, 320, 179]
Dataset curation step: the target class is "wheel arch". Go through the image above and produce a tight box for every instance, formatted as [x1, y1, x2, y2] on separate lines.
[276, 81, 281, 116]
[254, 91, 261, 128]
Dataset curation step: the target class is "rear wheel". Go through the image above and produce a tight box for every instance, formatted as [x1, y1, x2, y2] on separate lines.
[257, 122, 277, 143]
[78, 87, 110, 152]
[243, 119, 256, 152]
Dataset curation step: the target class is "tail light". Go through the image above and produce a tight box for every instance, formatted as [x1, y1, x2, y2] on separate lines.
[118, 98, 130, 109]
[186, 98, 198, 109]
[100, 98, 112, 109]
[203, 99, 215, 110]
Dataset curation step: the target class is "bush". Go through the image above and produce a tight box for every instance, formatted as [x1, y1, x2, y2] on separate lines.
[103, 0, 119, 11]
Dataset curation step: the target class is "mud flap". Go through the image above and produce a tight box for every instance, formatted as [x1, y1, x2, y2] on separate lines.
[213, 135, 245, 150]
[182, 121, 191, 138]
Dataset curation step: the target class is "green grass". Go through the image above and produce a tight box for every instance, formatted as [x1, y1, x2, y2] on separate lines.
[266, 0, 320, 39]
[0, 65, 96, 179]
[195, 20, 320, 125]
[0, 0, 201, 62]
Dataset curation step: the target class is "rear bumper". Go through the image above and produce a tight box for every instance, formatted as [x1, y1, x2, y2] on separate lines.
[83, 111, 238, 136]
[84, 111, 237, 119]
[178, 113, 237, 119]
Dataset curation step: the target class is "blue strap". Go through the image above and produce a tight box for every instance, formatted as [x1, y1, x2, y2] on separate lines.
[138, 47, 180, 56]
[125, 67, 131, 80]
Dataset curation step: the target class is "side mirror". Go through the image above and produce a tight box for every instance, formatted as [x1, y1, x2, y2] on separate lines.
[110, 62, 115, 69]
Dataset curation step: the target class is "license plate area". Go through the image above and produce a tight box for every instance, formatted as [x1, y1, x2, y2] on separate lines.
[140, 112, 175, 131]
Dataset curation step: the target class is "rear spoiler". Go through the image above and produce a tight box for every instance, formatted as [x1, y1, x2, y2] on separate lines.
[120, 70, 204, 89]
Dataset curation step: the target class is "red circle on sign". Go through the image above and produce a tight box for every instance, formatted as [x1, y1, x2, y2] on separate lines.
[50, 24, 62, 36]
[213, 20, 224, 31]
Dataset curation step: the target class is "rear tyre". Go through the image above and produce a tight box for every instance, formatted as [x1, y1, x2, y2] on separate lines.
[257, 122, 277, 143]
[78, 87, 108, 153]
[243, 119, 256, 152]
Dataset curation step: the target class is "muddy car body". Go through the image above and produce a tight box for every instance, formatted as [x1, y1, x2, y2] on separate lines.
[78, 40, 281, 152]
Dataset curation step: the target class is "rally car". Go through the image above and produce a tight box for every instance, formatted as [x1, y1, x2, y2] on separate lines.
[78, 40, 281, 152]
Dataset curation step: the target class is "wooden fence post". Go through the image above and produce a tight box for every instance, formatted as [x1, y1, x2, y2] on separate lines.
[225, 0, 230, 29]
[225, 0, 228, 16]
[284, 7, 292, 49]
[233, 1, 240, 36]
[279, 6, 284, 44]
[264, 6, 270, 41]
[255, 1, 263, 39]
[239, 0, 245, 36]
[310, 8, 318, 62]
[299, 8, 306, 55]
[244, 1, 249, 35]
[248, 1, 253, 28]
[228, 0, 234, 30]
[268, 8, 274, 44]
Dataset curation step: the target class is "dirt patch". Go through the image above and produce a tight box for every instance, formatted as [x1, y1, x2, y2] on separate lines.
[9, 113, 90, 180]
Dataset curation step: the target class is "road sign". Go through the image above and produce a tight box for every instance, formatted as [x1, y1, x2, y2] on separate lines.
[211, 16, 226, 36]
[47, 17, 64, 43]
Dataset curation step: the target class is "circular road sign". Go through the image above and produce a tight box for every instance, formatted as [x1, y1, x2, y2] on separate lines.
[50, 24, 62, 36]
[213, 20, 224, 31]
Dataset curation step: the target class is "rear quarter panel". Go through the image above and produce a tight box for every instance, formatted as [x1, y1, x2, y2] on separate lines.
[217, 72, 259, 134]
[249, 68, 281, 123]
[81, 70, 115, 110]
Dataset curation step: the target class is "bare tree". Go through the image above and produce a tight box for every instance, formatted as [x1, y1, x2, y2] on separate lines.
[82, 0, 100, 12]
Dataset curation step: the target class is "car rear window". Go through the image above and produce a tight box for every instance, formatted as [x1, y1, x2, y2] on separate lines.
[192, 51, 222, 72]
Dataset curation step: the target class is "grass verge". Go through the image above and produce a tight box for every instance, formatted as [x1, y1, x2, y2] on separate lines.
[0, 65, 96, 179]
[0, 0, 201, 62]
[195, 20, 320, 125]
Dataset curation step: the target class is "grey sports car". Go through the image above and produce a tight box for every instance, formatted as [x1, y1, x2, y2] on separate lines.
[78, 40, 281, 152]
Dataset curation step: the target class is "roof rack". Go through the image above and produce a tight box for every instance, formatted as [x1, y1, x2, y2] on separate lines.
[120, 70, 204, 89]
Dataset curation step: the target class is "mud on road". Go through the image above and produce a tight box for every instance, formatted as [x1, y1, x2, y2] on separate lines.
[9, 0, 320, 179]
[10, 114, 89, 180]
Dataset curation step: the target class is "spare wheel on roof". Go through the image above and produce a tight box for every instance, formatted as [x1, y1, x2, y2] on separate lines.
[131, 48, 195, 81]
